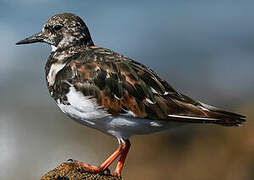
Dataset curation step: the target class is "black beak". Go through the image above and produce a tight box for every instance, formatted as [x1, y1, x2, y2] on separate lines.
[16, 32, 45, 45]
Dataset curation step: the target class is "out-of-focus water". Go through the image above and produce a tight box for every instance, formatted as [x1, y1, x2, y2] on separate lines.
[0, 1, 253, 179]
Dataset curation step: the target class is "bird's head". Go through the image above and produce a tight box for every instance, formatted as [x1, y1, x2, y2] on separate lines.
[16, 13, 94, 51]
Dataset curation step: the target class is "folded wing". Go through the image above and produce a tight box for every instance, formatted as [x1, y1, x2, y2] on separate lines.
[57, 46, 246, 126]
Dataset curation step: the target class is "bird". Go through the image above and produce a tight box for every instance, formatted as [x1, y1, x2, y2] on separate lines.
[16, 13, 246, 177]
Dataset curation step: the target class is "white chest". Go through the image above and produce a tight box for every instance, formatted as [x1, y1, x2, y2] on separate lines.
[47, 62, 66, 86]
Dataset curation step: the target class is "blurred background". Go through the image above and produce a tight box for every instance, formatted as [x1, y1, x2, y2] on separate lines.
[0, 0, 254, 179]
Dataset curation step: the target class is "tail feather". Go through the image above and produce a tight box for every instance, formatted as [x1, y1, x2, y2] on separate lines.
[167, 102, 246, 127]
[199, 102, 246, 126]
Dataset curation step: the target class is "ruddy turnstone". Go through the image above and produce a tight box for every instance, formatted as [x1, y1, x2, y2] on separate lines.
[16, 13, 246, 177]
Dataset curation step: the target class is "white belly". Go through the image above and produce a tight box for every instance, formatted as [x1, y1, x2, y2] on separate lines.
[57, 86, 183, 139]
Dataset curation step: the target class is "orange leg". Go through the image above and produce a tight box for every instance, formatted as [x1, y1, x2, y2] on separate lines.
[113, 139, 131, 177]
[76, 138, 130, 177]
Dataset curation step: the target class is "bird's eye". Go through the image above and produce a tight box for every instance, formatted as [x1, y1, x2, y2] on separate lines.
[53, 25, 63, 31]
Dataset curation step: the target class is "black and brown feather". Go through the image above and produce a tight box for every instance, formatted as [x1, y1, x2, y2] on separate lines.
[46, 46, 245, 126]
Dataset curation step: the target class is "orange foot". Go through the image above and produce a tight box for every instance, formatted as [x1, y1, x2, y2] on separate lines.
[74, 161, 110, 175]
[73, 139, 130, 177]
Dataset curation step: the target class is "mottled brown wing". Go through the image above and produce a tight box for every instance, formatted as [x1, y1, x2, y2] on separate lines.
[58, 46, 245, 126]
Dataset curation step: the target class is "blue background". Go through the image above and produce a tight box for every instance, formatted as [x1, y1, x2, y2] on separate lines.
[0, 1, 253, 179]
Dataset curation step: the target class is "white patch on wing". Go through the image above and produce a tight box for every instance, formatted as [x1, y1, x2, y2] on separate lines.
[198, 105, 209, 111]
[146, 98, 155, 104]
[164, 92, 169, 95]
[168, 114, 216, 120]
[114, 94, 120, 100]
[57, 86, 108, 121]
[150, 87, 158, 94]
[199, 102, 217, 111]
[47, 63, 66, 86]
